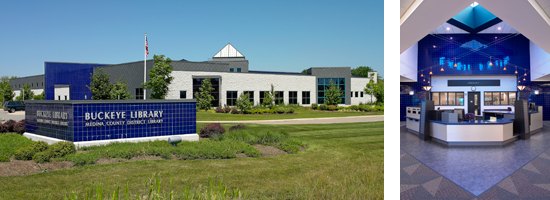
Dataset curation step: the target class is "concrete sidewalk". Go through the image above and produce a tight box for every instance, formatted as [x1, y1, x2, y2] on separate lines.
[198, 115, 384, 124]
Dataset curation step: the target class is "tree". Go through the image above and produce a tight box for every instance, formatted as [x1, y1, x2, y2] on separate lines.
[16, 84, 34, 101]
[110, 77, 132, 100]
[301, 69, 307, 73]
[365, 74, 384, 105]
[87, 68, 112, 100]
[351, 66, 374, 77]
[194, 78, 215, 111]
[143, 55, 174, 99]
[261, 84, 278, 109]
[324, 79, 343, 105]
[0, 76, 16, 102]
[236, 92, 252, 113]
[33, 90, 45, 100]
[364, 73, 376, 103]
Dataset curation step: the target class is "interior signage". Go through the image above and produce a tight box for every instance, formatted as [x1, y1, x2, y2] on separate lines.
[448, 80, 500, 86]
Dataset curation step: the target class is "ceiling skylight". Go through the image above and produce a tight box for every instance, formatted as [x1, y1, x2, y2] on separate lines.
[471, 2, 479, 7]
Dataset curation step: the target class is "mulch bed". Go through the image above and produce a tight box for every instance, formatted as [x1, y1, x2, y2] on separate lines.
[0, 143, 299, 177]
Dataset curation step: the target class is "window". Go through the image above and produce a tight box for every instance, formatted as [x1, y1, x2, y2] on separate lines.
[302, 91, 310, 104]
[484, 92, 516, 105]
[230, 68, 234, 72]
[58, 96, 61, 100]
[237, 68, 241, 72]
[275, 91, 284, 104]
[355, 91, 359, 97]
[192, 78, 220, 106]
[42, 82, 43, 86]
[135, 88, 144, 100]
[226, 91, 237, 106]
[361, 92, 364, 97]
[180, 91, 186, 99]
[317, 78, 346, 104]
[432, 92, 464, 106]
[260, 91, 268, 104]
[244, 91, 254, 104]
[32, 83, 33, 87]
[65, 96, 67, 100]
[351, 92, 353, 97]
[289, 91, 297, 104]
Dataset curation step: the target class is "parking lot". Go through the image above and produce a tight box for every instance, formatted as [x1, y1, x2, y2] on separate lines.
[0, 110, 25, 122]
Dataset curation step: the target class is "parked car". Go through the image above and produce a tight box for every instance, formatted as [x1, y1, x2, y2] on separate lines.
[3, 101, 25, 113]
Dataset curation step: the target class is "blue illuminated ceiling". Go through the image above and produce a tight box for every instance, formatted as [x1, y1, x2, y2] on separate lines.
[452, 4, 497, 29]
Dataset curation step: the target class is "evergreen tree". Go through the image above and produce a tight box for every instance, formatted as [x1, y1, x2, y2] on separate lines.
[143, 55, 174, 99]
[324, 79, 343, 106]
[110, 77, 132, 100]
[236, 93, 252, 113]
[194, 78, 215, 111]
[87, 68, 112, 100]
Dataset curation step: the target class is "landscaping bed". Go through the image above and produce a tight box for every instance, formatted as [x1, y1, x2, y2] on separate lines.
[0, 124, 306, 177]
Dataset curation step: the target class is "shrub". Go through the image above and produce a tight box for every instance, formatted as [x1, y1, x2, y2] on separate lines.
[33, 151, 52, 163]
[286, 107, 295, 113]
[231, 109, 239, 114]
[224, 108, 231, 113]
[50, 141, 76, 158]
[350, 105, 359, 111]
[359, 102, 364, 106]
[267, 109, 276, 114]
[229, 125, 247, 132]
[13, 145, 35, 160]
[31, 141, 49, 153]
[375, 106, 384, 111]
[14, 120, 25, 135]
[4, 120, 16, 132]
[311, 103, 318, 110]
[337, 106, 344, 110]
[215, 107, 224, 113]
[276, 107, 286, 114]
[200, 123, 226, 138]
[59, 152, 100, 166]
[0, 124, 8, 133]
[319, 104, 328, 110]
[328, 105, 337, 111]
[0, 155, 9, 162]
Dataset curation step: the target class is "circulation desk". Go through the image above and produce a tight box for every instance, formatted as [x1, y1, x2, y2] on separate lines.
[429, 118, 516, 146]
[483, 106, 543, 133]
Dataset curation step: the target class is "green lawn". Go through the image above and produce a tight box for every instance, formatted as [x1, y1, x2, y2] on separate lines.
[0, 122, 384, 199]
[197, 107, 383, 121]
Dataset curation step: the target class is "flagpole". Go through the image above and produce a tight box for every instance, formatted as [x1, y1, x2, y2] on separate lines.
[144, 32, 147, 100]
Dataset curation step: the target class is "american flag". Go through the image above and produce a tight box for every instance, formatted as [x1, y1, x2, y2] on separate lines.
[145, 34, 149, 57]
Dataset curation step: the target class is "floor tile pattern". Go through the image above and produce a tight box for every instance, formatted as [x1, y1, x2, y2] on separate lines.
[401, 124, 550, 195]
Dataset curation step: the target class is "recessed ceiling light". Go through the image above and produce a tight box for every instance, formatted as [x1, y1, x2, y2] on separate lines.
[450, 37, 453, 39]
[446, 27, 450, 31]
[498, 27, 502, 30]
[495, 37, 498, 39]
[433, 45, 436, 48]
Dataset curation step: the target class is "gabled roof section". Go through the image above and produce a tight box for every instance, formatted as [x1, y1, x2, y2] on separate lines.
[213, 43, 244, 58]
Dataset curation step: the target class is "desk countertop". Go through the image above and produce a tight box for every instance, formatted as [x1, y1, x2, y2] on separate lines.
[483, 111, 539, 114]
[429, 118, 514, 125]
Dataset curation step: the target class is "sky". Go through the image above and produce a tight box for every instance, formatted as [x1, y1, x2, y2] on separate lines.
[0, 0, 384, 78]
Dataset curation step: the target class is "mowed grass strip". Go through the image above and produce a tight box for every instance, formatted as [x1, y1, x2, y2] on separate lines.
[0, 122, 383, 199]
[197, 107, 383, 121]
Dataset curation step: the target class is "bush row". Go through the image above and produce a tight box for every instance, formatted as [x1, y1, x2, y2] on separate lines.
[0, 119, 25, 134]
[310, 103, 384, 112]
[13, 141, 76, 163]
[214, 107, 295, 115]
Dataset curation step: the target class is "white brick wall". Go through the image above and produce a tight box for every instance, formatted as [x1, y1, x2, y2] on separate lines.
[12, 89, 44, 100]
[167, 71, 317, 106]
[54, 87, 70, 100]
[350, 77, 377, 104]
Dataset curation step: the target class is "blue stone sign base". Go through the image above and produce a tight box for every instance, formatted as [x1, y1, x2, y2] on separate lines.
[24, 99, 198, 147]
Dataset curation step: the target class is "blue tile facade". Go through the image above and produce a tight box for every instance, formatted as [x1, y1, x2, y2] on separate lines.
[25, 100, 196, 142]
[401, 34, 550, 121]
[45, 62, 107, 100]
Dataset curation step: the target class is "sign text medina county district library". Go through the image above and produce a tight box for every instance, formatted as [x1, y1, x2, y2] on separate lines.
[84, 111, 164, 127]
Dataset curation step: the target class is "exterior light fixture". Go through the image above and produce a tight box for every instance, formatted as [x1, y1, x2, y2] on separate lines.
[409, 91, 414, 95]
[535, 90, 540, 95]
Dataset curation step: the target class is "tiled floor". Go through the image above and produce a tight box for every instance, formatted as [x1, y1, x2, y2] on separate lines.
[401, 123, 550, 198]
